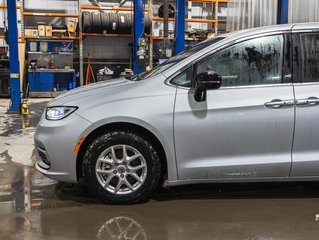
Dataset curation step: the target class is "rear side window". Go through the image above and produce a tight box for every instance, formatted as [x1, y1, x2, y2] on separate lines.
[293, 32, 319, 83]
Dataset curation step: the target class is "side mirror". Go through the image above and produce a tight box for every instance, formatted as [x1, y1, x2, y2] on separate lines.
[194, 71, 222, 102]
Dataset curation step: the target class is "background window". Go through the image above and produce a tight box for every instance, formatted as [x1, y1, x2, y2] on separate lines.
[196, 35, 284, 87]
[298, 33, 319, 83]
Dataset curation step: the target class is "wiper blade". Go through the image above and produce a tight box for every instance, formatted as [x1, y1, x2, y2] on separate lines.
[124, 74, 139, 80]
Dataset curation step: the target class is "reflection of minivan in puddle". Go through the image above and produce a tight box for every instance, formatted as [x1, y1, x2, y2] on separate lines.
[35, 23, 319, 204]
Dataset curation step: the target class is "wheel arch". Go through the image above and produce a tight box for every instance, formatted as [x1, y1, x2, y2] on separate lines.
[76, 121, 169, 184]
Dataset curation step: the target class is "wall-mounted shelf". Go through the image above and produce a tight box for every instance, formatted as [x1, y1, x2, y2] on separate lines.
[28, 69, 75, 73]
[22, 12, 80, 18]
[0, 36, 25, 40]
[81, 33, 132, 38]
[0, 5, 22, 9]
[152, 36, 207, 41]
[80, 6, 150, 12]
[23, 36, 79, 40]
[27, 52, 74, 55]
[151, 17, 217, 24]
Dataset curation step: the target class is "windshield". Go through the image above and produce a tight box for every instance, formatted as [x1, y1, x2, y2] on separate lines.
[127, 37, 225, 81]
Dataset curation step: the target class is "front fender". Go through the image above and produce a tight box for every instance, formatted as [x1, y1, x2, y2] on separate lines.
[78, 116, 178, 181]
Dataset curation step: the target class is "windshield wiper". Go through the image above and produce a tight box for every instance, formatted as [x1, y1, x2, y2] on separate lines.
[124, 74, 141, 81]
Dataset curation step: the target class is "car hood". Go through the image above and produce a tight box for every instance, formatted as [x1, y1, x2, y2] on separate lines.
[47, 74, 173, 108]
[48, 78, 135, 106]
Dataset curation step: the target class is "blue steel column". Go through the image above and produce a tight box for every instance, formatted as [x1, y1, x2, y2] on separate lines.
[7, 0, 21, 112]
[133, 0, 144, 74]
[278, 0, 289, 24]
[174, 0, 185, 55]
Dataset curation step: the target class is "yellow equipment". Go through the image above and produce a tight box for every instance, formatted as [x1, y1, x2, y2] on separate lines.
[21, 99, 29, 115]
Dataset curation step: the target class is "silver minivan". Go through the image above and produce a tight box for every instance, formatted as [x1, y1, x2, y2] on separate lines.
[35, 23, 319, 204]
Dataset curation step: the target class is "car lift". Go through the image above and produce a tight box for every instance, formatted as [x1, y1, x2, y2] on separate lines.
[278, 0, 289, 24]
[7, 0, 21, 112]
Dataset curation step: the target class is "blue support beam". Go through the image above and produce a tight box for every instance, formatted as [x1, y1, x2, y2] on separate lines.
[7, 0, 21, 112]
[278, 0, 289, 24]
[174, 0, 185, 55]
[133, 0, 145, 74]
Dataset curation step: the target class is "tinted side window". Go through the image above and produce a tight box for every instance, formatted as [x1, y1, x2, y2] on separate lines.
[294, 32, 319, 83]
[196, 35, 284, 87]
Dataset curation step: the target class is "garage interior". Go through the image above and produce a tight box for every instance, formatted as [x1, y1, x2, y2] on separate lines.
[1, 0, 319, 239]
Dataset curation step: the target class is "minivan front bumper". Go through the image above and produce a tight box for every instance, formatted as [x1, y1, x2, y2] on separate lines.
[34, 112, 92, 183]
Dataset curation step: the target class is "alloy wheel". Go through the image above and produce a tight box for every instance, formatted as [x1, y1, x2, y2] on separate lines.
[95, 144, 147, 195]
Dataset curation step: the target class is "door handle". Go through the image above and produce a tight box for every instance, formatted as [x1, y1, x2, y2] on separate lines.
[264, 99, 294, 109]
[296, 97, 319, 107]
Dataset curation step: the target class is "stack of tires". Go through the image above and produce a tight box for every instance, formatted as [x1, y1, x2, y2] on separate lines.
[82, 11, 151, 34]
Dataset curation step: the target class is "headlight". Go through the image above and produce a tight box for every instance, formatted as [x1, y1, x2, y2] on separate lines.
[46, 106, 78, 120]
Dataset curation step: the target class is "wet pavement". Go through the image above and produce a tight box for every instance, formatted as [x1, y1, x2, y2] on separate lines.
[1, 98, 319, 239]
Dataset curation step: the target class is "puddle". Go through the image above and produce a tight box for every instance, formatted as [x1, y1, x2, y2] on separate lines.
[0, 100, 49, 166]
[0, 154, 91, 216]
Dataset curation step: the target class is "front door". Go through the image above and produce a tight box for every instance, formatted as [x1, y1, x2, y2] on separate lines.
[173, 34, 295, 180]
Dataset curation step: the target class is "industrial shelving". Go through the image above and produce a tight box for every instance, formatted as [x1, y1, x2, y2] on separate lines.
[0, 4, 22, 40]
[151, 0, 227, 35]
[0, 4, 21, 9]
[0, 2, 80, 41]
[21, 7, 80, 40]
[23, 36, 79, 40]
[22, 12, 80, 18]
[80, 5, 150, 12]
[81, 33, 132, 37]
[78, 3, 145, 86]
[1, 0, 228, 87]
[78, 0, 227, 85]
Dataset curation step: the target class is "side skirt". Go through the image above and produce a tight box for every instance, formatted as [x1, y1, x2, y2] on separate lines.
[167, 176, 319, 187]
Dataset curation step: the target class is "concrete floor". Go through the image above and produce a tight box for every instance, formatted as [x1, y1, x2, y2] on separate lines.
[1, 99, 319, 239]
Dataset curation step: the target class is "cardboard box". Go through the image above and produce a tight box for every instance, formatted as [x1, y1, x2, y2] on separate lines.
[25, 29, 32, 36]
[46, 26, 52, 37]
[68, 21, 77, 33]
[38, 24, 46, 37]
[31, 29, 38, 37]
[25, 29, 38, 37]
[52, 29, 66, 38]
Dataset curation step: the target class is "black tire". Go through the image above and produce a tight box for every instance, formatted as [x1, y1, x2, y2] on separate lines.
[158, 3, 175, 18]
[82, 131, 161, 204]
[125, 14, 132, 34]
[91, 11, 101, 33]
[126, 13, 133, 34]
[101, 12, 110, 34]
[144, 14, 151, 34]
[118, 13, 127, 34]
[82, 11, 92, 33]
[108, 13, 118, 33]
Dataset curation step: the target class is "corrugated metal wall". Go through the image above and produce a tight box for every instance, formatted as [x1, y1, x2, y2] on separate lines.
[226, 0, 278, 32]
[288, 0, 319, 23]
